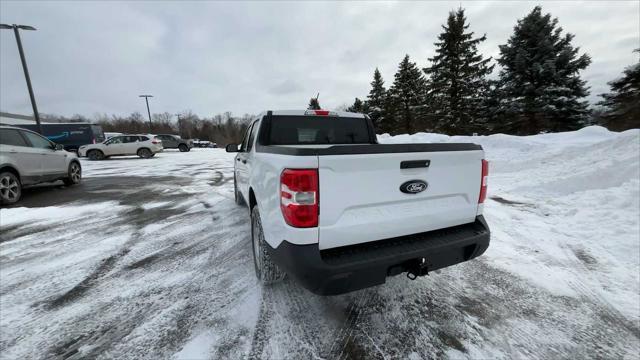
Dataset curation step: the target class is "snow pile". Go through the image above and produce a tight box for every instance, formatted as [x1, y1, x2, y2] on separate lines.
[382, 126, 640, 321]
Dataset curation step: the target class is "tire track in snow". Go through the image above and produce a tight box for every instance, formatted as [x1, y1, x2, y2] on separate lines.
[249, 290, 275, 359]
[557, 243, 640, 340]
[494, 197, 640, 344]
[46, 248, 130, 309]
[328, 289, 377, 360]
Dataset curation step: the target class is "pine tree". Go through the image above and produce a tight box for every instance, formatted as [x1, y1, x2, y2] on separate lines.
[308, 97, 321, 110]
[424, 8, 494, 135]
[346, 98, 368, 113]
[366, 68, 390, 133]
[388, 54, 428, 134]
[497, 6, 591, 135]
[480, 80, 508, 134]
[598, 49, 640, 131]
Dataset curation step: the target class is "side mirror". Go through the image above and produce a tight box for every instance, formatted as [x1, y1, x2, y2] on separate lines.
[55, 143, 64, 151]
[225, 144, 239, 153]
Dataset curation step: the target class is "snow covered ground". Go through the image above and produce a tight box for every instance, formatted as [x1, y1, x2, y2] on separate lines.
[1, 126, 638, 359]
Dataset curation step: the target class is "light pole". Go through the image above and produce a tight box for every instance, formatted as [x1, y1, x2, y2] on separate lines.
[0, 23, 43, 134]
[139, 94, 153, 131]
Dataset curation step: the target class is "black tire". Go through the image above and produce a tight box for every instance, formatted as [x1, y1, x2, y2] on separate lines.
[0, 171, 22, 205]
[251, 206, 285, 284]
[137, 148, 152, 159]
[178, 144, 188, 152]
[87, 149, 105, 161]
[63, 162, 82, 186]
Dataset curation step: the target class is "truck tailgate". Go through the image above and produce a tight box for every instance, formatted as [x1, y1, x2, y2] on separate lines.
[318, 149, 483, 250]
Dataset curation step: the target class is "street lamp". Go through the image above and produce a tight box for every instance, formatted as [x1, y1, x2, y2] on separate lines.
[139, 94, 153, 131]
[0, 23, 43, 134]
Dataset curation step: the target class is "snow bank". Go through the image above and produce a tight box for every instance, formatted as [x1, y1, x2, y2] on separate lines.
[384, 126, 640, 321]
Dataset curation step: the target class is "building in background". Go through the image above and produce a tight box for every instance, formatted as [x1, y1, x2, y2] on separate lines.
[0, 111, 39, 125]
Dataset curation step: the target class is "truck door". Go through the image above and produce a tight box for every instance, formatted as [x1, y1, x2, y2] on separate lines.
[236, 120, 258, 201]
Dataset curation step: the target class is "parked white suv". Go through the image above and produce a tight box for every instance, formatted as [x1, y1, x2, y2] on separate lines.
[78, 134, 163, 160]
[227, 110, 490, 295]
[0, 126, 82, 205]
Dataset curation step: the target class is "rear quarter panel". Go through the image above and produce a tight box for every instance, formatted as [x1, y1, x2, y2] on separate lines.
[251, 152, 319, 248]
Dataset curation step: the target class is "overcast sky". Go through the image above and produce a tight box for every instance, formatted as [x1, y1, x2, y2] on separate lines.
[1, 1, 638, 119]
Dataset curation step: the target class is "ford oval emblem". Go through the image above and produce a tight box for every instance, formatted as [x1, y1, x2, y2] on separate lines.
[400, 180, 428, 194]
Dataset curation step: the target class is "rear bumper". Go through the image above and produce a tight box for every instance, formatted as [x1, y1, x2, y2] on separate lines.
[267, 216, 490, 296]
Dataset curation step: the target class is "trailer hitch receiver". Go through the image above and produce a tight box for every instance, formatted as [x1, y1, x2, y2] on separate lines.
[406, 258, 429, 280]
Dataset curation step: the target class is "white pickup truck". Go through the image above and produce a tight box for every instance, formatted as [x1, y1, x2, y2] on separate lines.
[227, 110, 490, 295]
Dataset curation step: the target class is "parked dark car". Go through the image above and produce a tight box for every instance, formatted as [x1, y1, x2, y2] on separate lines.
[16, 123, 105, 153]
[155, 134, 193, 152]
[193, 139, 217, 148]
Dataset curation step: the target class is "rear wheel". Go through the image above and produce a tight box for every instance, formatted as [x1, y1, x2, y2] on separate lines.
[251, 206, 285, 284]
[63, 162, 82, 186]
[178, 144, 188, 152]
[0, 172, 21, 205]
[137, 148, 152, 159]
[87, 149, 104, 161]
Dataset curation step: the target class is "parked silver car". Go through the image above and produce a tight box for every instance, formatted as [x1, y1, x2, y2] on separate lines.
[78, 134, 163, 160]
[0, 126, 82, 204]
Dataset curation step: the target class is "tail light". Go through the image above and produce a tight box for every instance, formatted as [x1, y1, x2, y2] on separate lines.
[478, 159, 489, 203]
[280, 169, 318, 227]
[151, 137, 162, 144]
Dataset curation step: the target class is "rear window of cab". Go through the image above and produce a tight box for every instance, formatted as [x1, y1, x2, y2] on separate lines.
[268, 116, 371, 145]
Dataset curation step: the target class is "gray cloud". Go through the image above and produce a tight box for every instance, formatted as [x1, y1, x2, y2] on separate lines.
[269, 79, 304, 95]
[1, 1, 638, 118]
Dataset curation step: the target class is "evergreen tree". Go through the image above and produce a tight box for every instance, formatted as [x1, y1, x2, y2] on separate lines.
[366, 68, 390, 133]
[598, 49, 640, 131]
[388, 54, 428, 134]
[497, 6, 591, 135]
[480, 80, 508, 134]
[424, 8, 494, 135]
[346, 98, 368, 113]
[308, 97, 321, 110]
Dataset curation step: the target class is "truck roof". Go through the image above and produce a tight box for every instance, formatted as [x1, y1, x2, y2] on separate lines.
[261, 110, 366, 118]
